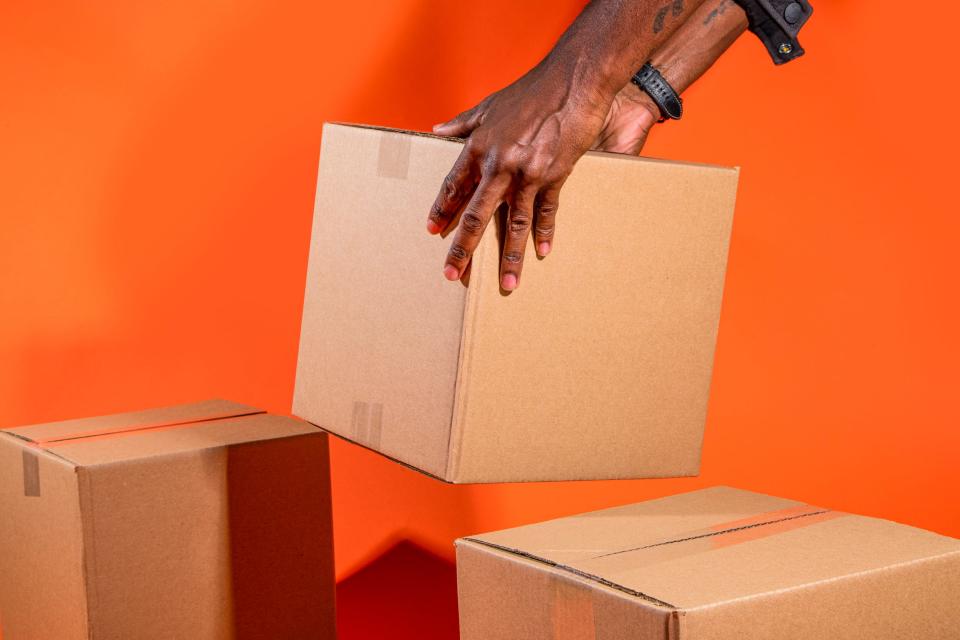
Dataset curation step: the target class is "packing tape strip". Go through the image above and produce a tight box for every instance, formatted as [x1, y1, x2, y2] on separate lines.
[377, 132, 412, 179]
[351, 401, 383, 449]
[22, 450, 40, 497]
[28, 408, 266, 449]
[551, 577, 597, 640]
[596, 505, 830, 559]
[584, 508, 847, 573]
[710, 509, 847, 550]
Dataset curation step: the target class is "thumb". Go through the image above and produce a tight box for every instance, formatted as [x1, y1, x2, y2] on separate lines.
[432, 105, 484, 138]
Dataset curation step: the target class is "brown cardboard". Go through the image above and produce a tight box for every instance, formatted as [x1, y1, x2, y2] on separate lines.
[0, 399, 335, 639]
[456, 486, 960, 639]
[294, 123, 740, 483]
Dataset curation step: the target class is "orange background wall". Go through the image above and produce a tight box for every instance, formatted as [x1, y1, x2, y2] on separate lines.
[2, 1, 958, 638]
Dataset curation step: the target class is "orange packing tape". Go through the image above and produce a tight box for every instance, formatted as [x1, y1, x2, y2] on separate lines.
[552, 579, 596, 640]
[710, 510, 846, 550]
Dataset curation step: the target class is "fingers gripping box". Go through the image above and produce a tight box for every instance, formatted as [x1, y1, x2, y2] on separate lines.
[0, 400, 336, 639]
[294, 123, 740, 483]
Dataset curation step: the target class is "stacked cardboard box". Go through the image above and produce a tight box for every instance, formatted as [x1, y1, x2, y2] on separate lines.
[457, 487, 960, 639]
[294, 123, 739, 482]
[0, 400, 335, 639]
[4, 123, 957, 639]
[292, 124, 959, 639]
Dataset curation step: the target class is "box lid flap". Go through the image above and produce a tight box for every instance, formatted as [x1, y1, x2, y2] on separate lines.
[464, 487, 960, 609]
[2, 400, 319, 466]
[3, 399, 260, 442]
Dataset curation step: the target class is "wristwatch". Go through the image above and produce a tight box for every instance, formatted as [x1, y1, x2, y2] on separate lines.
[630, 63, 682, 121]
[732, 0, 813, 64]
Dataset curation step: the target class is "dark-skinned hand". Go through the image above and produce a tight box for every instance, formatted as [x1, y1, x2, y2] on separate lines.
[593, 82, 660, 156]
[427, 60, 611, 291]
[425, 0, 741, 291]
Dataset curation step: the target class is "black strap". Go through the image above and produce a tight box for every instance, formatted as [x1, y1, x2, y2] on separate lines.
[733, 0, 813, 65]
[631, 63, 682, 121]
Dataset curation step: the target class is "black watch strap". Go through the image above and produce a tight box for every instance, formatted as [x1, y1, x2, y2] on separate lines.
[631, 63, 682, 121]
[733, 0, 813, 65]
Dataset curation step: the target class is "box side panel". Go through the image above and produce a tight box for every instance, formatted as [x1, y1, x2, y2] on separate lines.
[293, 123, 467, 479]
[0, 435, 88, 639]
[225, 433, 336, 640]
[456, 540, 670, 640]
[78, 449, 235, 639]
[455, 154, 739, 482]
[79, 433, 335, 640]
[680, 551, 960, 640]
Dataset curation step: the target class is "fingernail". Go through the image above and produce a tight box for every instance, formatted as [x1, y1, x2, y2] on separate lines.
[427, 219, 441, 234]
[432, 123, 445, 132]
[501, 273, 517, 291]
[538, 242, 551, 256]
[443, 265, 460, 281]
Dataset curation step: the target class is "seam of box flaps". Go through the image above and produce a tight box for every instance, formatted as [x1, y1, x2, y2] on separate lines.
[463, 538, 679, 610]
[464, 506, 833, 608]
[594, 507, 831, 559]
[10, 409, 266, 447]
[73, 430, 322, 471]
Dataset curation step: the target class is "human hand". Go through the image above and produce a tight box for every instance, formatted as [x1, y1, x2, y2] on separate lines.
[428, 60, 612, 291]
[593, 82, 660, 156]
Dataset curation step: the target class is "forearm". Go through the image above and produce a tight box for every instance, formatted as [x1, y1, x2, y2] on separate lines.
[650, 0, 748, 96]
[592, 0, 748, 154]
[543, 0, 711, 105]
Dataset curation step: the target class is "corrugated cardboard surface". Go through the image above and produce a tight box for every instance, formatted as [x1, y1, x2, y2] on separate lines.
[0, 440, 88, 639]
[457, 487, 960, 639]
[294, 123, 739, 483]
[451, 152, 737, 482]
[0, 400, 335, 639]
[457, 540, 671, 640]
[294, 125, 467, 478]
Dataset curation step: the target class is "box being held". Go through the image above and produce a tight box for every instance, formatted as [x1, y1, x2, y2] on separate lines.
[294, 123, 740, 483]
[0, 399, 335, 639]
[456, 486, 960, 639]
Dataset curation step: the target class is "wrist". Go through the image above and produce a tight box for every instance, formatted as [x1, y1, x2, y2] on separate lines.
[622, 82, 661, 126]
[630, 63, 683, 121]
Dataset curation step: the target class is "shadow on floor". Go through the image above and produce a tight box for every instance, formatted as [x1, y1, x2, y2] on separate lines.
[336, 539, 459, 640]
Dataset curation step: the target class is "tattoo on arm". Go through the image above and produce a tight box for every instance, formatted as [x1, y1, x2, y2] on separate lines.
[653, 0, 685, 33]
[703, 0, 732, 25]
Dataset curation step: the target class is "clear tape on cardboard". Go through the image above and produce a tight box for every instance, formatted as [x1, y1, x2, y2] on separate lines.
[377, 131, 412, 179]
[22, 450, 40, 497]
[596, 505, 835, 559]
[552, 577, 597, 640]
[351, 401, 383, 449]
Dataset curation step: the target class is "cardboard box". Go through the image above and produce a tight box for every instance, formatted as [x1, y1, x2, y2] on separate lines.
[0, 399, 335, 639]
[456, 486, 960, 640]
[294, 123, 739, 483]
